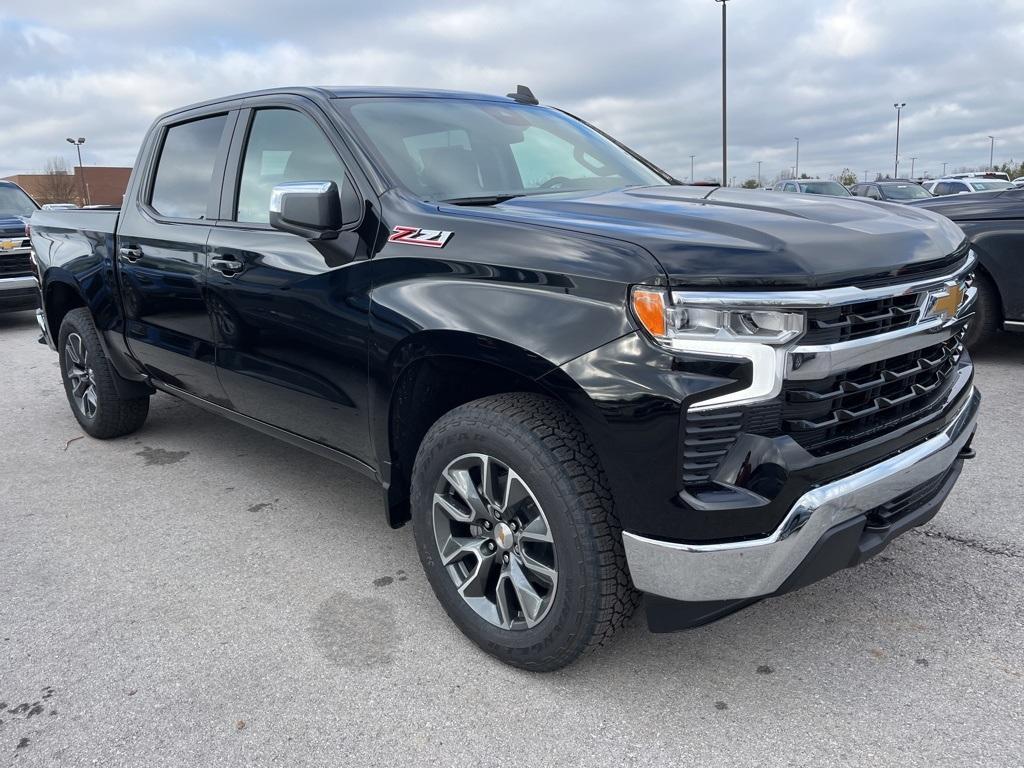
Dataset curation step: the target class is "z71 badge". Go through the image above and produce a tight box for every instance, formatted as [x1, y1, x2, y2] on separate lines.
[387, 226, 453, 248]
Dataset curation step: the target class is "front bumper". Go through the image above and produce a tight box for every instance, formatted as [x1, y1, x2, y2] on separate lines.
[623, 386, 979, 605]
[0, 275, 39, 312]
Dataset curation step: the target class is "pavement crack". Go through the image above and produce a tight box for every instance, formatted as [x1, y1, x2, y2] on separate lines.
[911, 528, 1023, 559]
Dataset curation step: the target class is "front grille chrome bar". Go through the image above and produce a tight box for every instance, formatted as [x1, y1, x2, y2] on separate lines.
[671, 251, 976, 309]
[685, 253, 976, 412]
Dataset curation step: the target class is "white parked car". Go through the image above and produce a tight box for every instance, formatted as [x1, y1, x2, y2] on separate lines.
[927, 177, 1014, 196]
[1012, 177, 1024, 187]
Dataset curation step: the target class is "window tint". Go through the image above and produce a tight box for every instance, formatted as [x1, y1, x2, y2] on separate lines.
[236, 109, 347, 224]
[0, 184, 37, 217]
[150, 115, 228, 219]
[866, 187, 882, 200]
[934, 182, 950, 195]
[340, 98, 666, 201]
[510, 127, 601, 188]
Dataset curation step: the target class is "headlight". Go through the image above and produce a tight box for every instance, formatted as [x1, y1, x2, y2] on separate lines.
[630, 286, 805, 411]
[631, 287, 805, 346]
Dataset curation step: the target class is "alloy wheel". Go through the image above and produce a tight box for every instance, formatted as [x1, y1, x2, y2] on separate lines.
[432, 453, 558, 630]
[64, 333, 98, 419]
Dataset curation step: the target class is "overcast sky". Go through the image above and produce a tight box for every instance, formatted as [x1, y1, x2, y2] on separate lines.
[2, 0, 1023, 184]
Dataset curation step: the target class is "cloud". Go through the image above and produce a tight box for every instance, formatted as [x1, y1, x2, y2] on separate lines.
[1, 0, 1023, 183]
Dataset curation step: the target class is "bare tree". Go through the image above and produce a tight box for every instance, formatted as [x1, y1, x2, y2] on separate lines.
[35, 157, 81, 205]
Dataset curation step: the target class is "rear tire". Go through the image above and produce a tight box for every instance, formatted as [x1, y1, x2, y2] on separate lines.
[964, 271, 999, 349]
[58, 308, 149, 438]
[411, 393, 639, 671]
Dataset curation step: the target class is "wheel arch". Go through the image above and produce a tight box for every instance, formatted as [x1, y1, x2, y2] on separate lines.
[376, 329, 603, 529]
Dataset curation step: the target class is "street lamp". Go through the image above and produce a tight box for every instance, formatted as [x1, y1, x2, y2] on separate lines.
[794, 137, 800, 179]
[909, 157, 917, 179]
[893, 102, 906, 178]
[988, 136, 996, 170]
[689, 154, 696, 183]
[942, 161, 948, 176]
[715, 0, 729, 187]
[66, 137, 91, 206]
[756, 160, 762, 187]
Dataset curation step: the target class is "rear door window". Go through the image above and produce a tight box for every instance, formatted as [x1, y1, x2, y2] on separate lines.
[149, 114, 229, 219]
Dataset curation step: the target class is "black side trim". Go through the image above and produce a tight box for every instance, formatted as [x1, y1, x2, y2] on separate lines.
[152, 382, 380, 482]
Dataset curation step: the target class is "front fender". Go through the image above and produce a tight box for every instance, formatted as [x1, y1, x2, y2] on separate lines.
[959, 222, 1024, 320]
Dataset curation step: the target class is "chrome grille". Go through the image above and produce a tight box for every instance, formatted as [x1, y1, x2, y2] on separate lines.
[779, 335, 964, 456]
[0, 237, 32, 277]
[801, 293, 922, 344]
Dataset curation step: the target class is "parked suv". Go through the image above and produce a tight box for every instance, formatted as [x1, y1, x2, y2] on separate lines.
[29, 86, 979, 670]
[771, 179, 851, 196]
[0, 180, 39, 313]
[929, 178, 1014, 196]
[849, 180, 933, 203]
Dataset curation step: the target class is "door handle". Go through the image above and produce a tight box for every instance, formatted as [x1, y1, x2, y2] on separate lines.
[210, 257, 245, 276]
[118, 246, 143, 262]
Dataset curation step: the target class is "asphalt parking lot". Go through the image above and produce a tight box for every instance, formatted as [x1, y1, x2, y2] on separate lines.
[1, 308, 1021, 767]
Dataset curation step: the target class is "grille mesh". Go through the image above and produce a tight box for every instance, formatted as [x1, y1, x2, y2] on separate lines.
[780, 335, 963, 455]
[801, 293, 922, 345]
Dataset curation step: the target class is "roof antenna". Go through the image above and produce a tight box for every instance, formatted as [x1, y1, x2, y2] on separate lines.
[507, 85, 539, 105]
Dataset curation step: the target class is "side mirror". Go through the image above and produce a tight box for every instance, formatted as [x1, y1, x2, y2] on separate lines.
[269, 181, 343, 240]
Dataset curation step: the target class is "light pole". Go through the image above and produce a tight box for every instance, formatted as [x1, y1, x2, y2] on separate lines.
[942, 161, 948, 176]
[756, 160, 762, 187]
[794, 137, 800, 179]
[66, 137, 90, 206]
[863, 169, 869, 181]
[689, 154, 696, 183]
[909, 157, 917, 179]
[893, 102, 906, 178]
[988, 136, 996, 170]
[715, 0, 729, 187]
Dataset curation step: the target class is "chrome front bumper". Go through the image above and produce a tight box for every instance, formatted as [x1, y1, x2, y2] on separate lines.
[0, 274, 36, 292]
[623, 388, 980, 602]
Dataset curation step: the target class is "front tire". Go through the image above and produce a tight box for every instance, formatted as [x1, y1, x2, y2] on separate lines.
[58, 308, 150, 438]
[964, 271, 999, 349]
[411, 393, 639, 671]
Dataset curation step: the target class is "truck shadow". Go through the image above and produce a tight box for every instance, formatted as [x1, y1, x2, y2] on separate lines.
[140, 389, 1001, 686]
[969, 332, 1024, 364]
[0, 308, 38, 331]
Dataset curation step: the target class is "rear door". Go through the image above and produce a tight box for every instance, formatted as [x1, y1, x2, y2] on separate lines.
[116, 110, 237, 402]
[205, 97, 378, 462]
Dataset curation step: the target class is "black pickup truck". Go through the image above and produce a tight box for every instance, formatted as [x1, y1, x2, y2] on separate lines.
[909, 185, 1024, 347]
[29, 86, 979, 670]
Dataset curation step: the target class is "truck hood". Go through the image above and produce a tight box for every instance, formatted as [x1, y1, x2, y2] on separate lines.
[0, 215, 29, 237]
[452, 186, 967, 288]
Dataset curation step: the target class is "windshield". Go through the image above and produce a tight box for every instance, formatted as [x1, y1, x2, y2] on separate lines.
[883, 183, 931, 200]
[968, 180, 1013, 191]
[0, 185, 38, 218]
[335, 98, 669, 202]
[799, 181, 850, 196]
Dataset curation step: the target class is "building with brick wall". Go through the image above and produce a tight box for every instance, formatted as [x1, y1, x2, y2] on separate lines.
[2, 166, 131, 207]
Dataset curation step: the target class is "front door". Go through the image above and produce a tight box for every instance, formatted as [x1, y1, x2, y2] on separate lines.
[206, 104, 377, 462]
[116, 111, 235, 403]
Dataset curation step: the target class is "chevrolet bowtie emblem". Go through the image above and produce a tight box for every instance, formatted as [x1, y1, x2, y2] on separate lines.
[0, 240, 14, 251]
[923, 281, 964, 323]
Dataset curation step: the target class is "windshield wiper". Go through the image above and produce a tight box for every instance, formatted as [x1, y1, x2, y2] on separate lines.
[440, 194, 526, 206]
